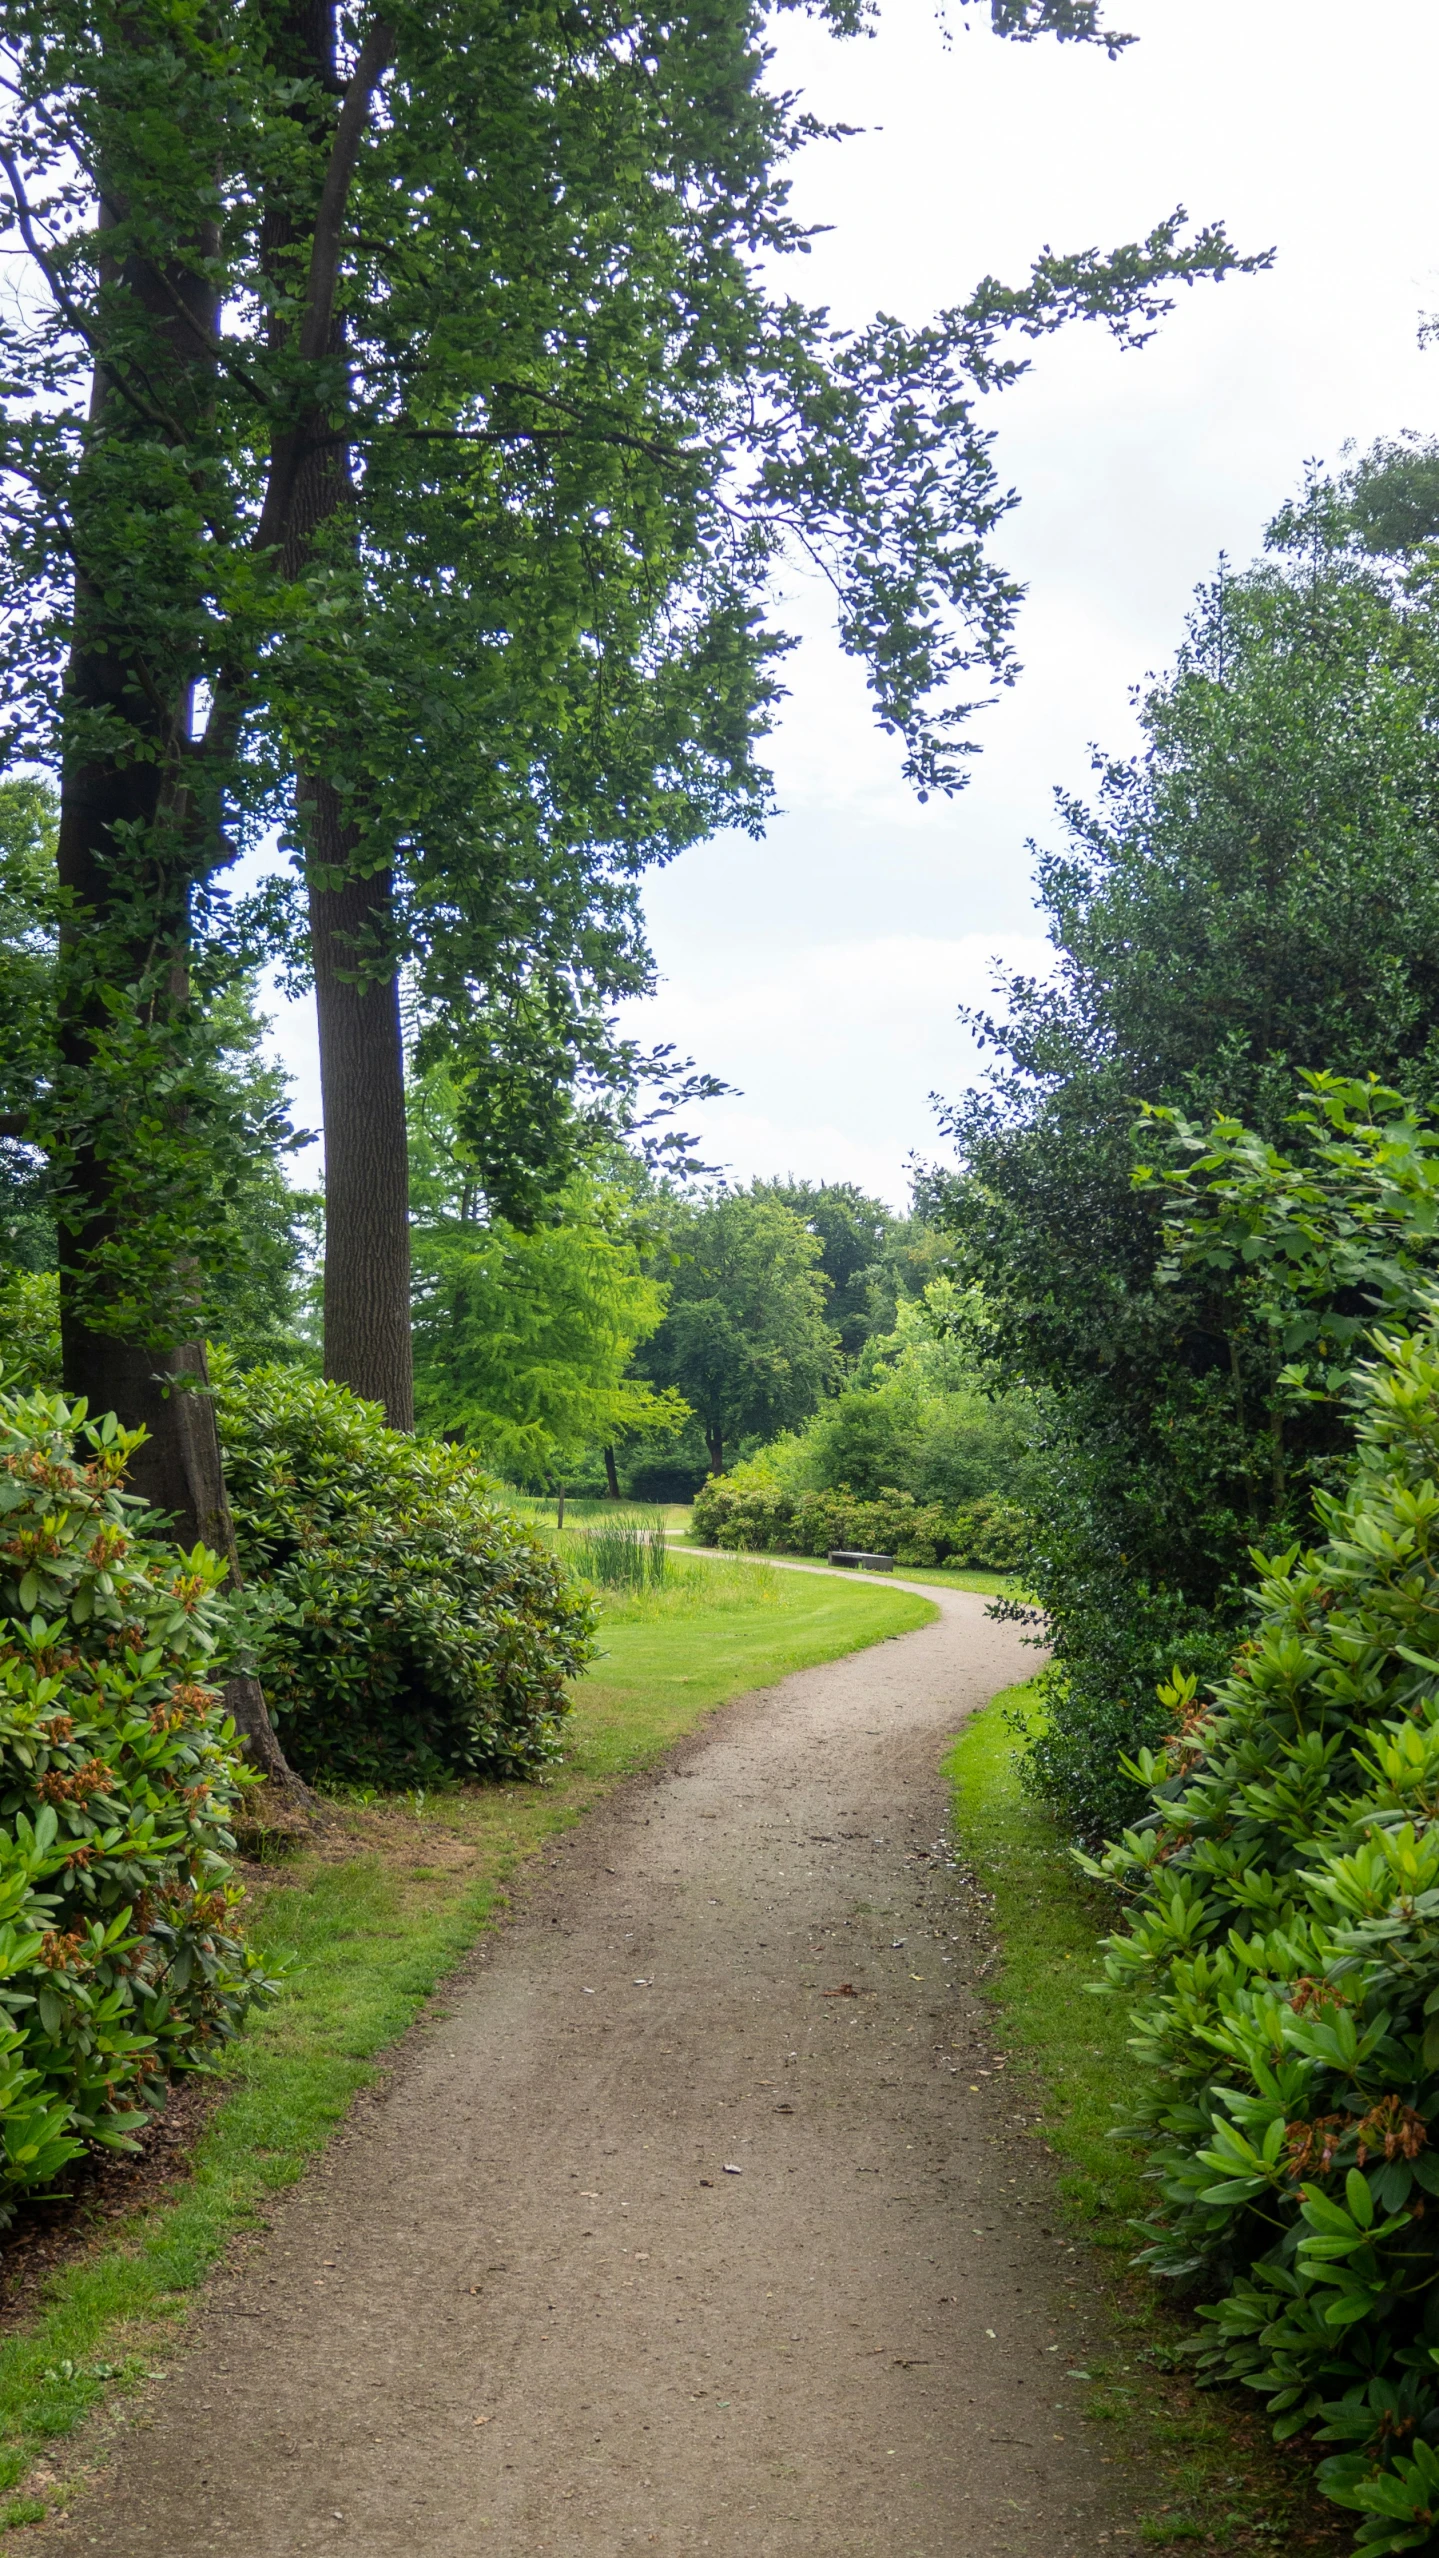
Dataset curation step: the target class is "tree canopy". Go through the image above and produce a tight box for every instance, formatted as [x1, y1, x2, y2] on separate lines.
[0, 0, 1254, 1453]
[407, 1069, 684, 1473]
[636, 1184, 835, 1471]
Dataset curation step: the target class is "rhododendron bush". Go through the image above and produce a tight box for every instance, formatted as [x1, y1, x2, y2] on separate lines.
[0, 1384, 271, 2216]
[1089, 1318, 1439, 2551]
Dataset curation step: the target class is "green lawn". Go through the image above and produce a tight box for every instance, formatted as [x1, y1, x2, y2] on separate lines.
[946, 1687, 1347, 2556]
[578, 1554, 935, 1740]
[0, 1559, 933, 2529]
[676, 1537, 1017, 1600]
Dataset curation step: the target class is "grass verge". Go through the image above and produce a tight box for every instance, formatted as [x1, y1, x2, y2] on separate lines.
[675, 1541, 1019, 1599]
[945, 1684, 1348, 2556]
[0, 1564, 933, 2529]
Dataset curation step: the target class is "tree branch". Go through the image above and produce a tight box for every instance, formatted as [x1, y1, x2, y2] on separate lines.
[299, 17, 394, 366]
[248, 14, 394, 570]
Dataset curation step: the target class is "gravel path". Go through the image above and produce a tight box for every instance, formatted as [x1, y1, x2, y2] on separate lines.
[60, 1584, 1135, 2556]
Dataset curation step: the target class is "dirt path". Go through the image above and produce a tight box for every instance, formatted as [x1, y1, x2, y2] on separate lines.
[59, 1586, 1137, 2556]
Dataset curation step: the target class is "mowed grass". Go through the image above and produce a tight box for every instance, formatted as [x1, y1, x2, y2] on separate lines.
[578, 1553, 935, 1744]
[0, 1560, 933, 2528]
[676, 1538, 1020, 1601]
[945, 1687, 1348, 2556]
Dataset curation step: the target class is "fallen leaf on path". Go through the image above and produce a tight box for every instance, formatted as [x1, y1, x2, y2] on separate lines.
[474, 2417, 489, 2427]
[822, 1984, 858, 1998]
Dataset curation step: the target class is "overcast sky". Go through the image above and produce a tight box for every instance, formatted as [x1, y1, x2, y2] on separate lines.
[258, 0, 1439, 1207]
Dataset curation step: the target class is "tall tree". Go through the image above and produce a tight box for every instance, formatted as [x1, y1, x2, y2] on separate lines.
[765, 1181, 903, 1362]
[0, 3, 1250, 1522]
[935, 472, 1439, 1835]
[407, 1066, 685, 1471]
[637, 1185, 834, 1472]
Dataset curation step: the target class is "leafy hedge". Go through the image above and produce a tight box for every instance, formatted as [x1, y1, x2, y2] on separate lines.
[690, 1475, 1026, 1570]
[215, 1361, 595, 1786]
[0, 1383, 271, 2218]
[1090, 1319, 1439, 2553]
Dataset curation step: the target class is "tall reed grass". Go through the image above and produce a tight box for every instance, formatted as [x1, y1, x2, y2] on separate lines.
[572, 1512, 668, 1594]
[600, 1553, 784, 1620]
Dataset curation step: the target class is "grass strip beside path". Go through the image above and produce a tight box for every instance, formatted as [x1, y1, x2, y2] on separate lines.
[674, 1540, 1019, 1600]
[0, 1566, 934, 2530]
[945, 1686, 1348, 2556]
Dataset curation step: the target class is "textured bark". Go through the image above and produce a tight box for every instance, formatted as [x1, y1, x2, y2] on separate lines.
[55, 208, 214, 1468]
[274, 4, 412, 1429]
[306, 782, 413, 1426]
[50, 36, 335, 1798]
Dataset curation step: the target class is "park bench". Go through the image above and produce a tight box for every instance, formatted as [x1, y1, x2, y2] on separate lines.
[827, 1548, 895, 1573]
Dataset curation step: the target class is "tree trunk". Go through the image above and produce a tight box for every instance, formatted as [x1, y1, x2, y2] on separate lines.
[305, 782, 413, 1426]
[603, 1445, 621, 1499]
[706, 1430, 724, 1474]
[53, 153, 300, 1792]
[264, 4, 411, 1428]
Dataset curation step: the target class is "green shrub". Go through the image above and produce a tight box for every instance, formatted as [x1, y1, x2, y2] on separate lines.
[1089, 1318, 1439, 2553]
[215, 1361, 595, 1787]
[0, 1271, 60, 1395]
[691, 1472, 1026, 1570]
[0, 1383, 271, 2218]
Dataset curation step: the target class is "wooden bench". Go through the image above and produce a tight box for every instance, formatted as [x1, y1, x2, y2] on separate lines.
[827, 1548, 895, 1573]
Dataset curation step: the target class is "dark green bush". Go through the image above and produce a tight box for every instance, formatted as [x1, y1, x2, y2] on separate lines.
[1090, 1319, 1439, 2554]
[0, 1383, 271, 2217]
[690, 1475, 1026, 1571]
[215, 1361, 595, 1786]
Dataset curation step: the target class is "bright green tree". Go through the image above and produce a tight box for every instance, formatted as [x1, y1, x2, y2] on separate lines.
[408, 1070, 685, 1474]
[637, 1186, 835, 1472]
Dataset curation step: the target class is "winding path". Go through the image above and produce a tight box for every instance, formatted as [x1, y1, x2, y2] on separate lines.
[61, 1584, 1134, 2556]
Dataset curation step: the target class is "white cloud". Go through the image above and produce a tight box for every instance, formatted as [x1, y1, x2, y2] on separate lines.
[620, 932, 1052, 1206]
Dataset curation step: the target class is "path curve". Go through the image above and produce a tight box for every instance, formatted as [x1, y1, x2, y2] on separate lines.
[60, 1585, 1134, 2556]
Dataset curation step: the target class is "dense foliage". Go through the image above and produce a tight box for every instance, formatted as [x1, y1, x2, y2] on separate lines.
[1088, 1318, 1439, 2554]
[692, 1472, 1026, 1570]
[938, 484, 1439, 1837]
[408, 1069, 684, 1473]
[0, 0, 1246, 1458]
[635, 1185, 837, 1473]
[0, 1385, 271, 2216]
[214, 1363, 595, 1786]
[762, 1182, 934, 1365]
[773, 1282, 1035, 1504]
[0, 781, 321, 1367]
